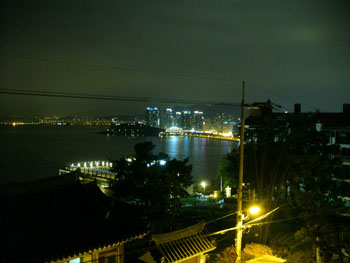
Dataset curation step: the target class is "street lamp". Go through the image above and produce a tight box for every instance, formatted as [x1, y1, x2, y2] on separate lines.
[249, 206, 261, 215]
[201, 181, 207, 195]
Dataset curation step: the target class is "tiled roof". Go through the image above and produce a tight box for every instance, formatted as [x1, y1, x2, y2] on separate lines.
[0, 173, 147, 263]
[152, 223, 216, 263]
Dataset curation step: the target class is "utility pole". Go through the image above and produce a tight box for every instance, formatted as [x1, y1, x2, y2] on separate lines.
[235, 81, 245, 263]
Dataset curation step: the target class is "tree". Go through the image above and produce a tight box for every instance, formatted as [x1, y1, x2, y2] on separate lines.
[217, 113, 347, 248]
[216, 150, 238, 190]
[111, 141, 193, 231]
[243, 243, 273, 259]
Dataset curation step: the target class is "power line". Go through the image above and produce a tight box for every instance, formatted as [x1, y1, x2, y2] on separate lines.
[0, 88, 241, 106]
[207, 206, 349, 237]
[0, 54, 239, 84]
[207, 211, 238, 224]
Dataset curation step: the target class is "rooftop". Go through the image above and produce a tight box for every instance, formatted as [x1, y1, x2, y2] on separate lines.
[0, 172, 147, 262]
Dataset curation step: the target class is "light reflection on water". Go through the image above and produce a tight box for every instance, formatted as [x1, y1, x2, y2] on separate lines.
[0, 126, 238, 184]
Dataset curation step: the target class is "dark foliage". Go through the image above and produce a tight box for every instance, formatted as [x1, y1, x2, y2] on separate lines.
[217, 115, 349, 259]
[111, 141, 193, 232]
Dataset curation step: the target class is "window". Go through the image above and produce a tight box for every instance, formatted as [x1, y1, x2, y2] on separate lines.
[98, 246, 121, 263]
[342, 147, 350, 156]
[98, 255, 118, 263]
[66, 258, 83, 263]
[107, 255, 117, 263]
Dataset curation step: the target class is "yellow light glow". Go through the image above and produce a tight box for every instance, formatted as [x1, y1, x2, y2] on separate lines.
[249, 206, 261, 215]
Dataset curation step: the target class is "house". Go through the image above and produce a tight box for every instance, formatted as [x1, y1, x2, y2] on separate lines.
[245, 101, 350, 203]
[139, 223, 216, 263]
[0, 172, 147, 263]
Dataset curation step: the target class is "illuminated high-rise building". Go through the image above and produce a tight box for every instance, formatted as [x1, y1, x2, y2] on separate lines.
[193, 111, 204, 131]
[213, 113, 235, 133]
[160, 108, 174, 128]
[181, 111, 192, 130]
[175, 112, 182, 128]
[145, 107, 160, 127]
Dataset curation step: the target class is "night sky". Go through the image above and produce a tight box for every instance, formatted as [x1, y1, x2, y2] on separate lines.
[1, 0, 349, 116]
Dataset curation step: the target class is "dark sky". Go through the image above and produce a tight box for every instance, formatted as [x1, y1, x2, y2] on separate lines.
[1, 0, 349, 116]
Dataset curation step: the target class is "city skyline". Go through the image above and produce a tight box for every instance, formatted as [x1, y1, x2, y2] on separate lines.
[1, 0, 349, 116]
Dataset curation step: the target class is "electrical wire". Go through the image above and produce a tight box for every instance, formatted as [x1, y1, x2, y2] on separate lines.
[247, 206, 350, 228]
[206, 211, 238, 224]
[215, 230, 236, 243]
[0, 88, 241, 106]
[206, 206, 349, 237]
[0, 54, 241, 84]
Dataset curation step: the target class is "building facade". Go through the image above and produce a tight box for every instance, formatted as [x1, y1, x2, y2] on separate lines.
[146, 107, 160, 127]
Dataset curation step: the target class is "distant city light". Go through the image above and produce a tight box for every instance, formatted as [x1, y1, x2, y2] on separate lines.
[159, 160, 166, 166]
[222, 131, 233, 137]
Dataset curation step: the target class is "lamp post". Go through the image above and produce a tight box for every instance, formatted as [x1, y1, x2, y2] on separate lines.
[201, 181, 207, 195]
[249, 206, 260, 215]
[235, 81, 245, 263]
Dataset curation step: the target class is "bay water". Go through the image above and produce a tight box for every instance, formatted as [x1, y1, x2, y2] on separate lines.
[0, 125, 237, 185]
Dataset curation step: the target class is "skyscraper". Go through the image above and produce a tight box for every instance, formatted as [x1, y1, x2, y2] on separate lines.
[181, 111, 192, 130]
[160, 108, 174, 129]
[175, 112, 182, 128]
[193, 111, 204, 131]
[145, 107, 160, 127]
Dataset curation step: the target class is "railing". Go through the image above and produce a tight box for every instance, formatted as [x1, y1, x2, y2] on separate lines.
[66, 163, 118, 181]
[67, 160, 113, 169]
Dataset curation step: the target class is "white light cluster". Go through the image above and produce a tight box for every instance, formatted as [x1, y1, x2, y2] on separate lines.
[69, 160, 112, 169]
